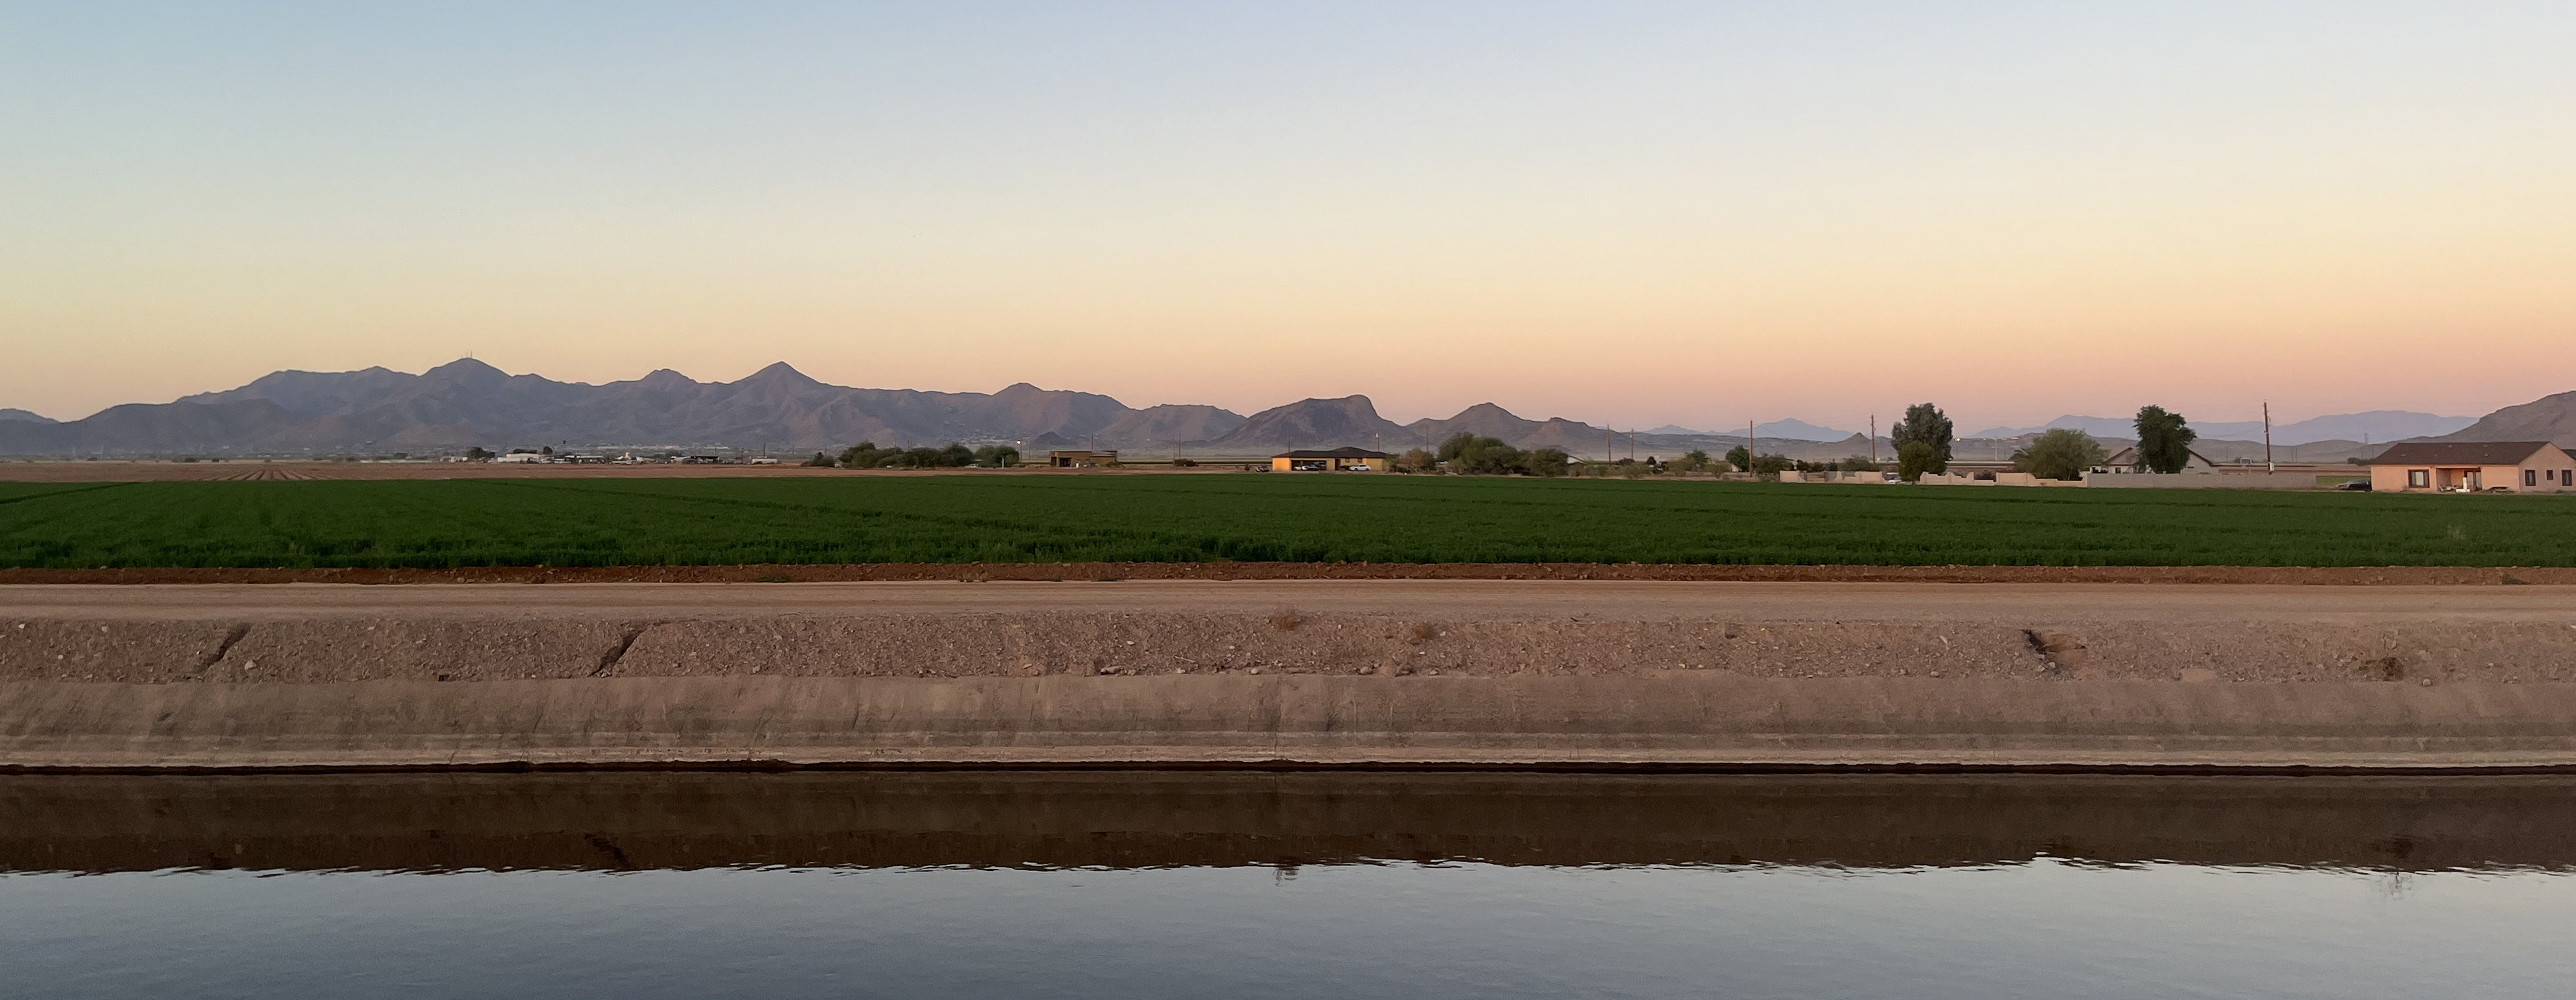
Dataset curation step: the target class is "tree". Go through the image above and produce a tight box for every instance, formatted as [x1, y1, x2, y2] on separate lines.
[464, 447, 494, 461]
[973, 445, 1020, 468]
[1396, 448, 1436, 472]
[803, 452, 834, 467]
[1723, 445, 1753, 473]
[1838, 455, 1881, 472]
[2011, 428, 2107, 481]
[1890, 403, 1953, 474]
[838, 442, 892, 468]
[1749, 454, 1793, 480]
[1896, 441, 1938, 482]
[1673, 448, 1712, 474]
[2133, 404, 2198, 474]
[1440, 433, 1526, 474]
[1522, 448, 1570, 477]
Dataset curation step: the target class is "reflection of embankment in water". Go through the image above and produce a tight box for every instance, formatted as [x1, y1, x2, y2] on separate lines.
[5, 772, 2573, 875]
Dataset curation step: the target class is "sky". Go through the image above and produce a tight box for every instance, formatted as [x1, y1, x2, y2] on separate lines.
[5, 1, 2573, 430]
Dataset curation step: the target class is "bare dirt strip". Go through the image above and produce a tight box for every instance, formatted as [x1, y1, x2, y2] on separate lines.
[4, 562, 2571, 586]
[11, 579, 2576, 770]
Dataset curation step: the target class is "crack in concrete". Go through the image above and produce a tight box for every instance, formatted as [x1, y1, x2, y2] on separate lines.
[591, 625, 649, 677]
[194, 624, 251, 675]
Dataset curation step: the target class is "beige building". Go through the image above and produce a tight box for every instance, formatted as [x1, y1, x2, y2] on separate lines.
[1047, 450, 1116, 468]
[1272, 448, 1391, 471]
[2367, 441, 2576, 493]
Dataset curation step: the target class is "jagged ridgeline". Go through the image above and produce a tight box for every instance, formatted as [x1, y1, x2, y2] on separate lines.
[0, 359, 1842, 456]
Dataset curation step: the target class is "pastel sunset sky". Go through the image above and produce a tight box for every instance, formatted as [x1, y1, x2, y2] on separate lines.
[5, 1, 2572, 431]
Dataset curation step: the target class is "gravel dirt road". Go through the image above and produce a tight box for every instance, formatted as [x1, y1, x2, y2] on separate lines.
[6, 579, 2576, 622]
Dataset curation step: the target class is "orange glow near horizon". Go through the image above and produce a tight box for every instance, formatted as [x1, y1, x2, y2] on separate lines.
[5, 4, 2573, 430]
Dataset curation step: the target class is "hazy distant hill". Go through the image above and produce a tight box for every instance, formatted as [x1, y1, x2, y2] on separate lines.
[2433, 390, 2576, 448]
[1211, 396, 1411, 451]
[0, 359, 1239, 455]
[1970, 410, 2471, 446]
[7, 358, 2553, 459]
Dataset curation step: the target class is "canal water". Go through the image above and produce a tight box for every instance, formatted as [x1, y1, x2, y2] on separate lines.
[4, 772, 2571, 999]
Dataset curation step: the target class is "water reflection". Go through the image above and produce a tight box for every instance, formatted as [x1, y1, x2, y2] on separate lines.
[5, 771, 2570, 874]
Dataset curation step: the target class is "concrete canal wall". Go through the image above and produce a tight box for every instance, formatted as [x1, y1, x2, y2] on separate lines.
[6, 582, 2576, 771]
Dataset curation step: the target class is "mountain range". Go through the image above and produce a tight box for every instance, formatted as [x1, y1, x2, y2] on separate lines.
[1968, 411, 2477, 446]
[0, 359, 1622, 457]
[1648, 419, 1859, 442]
[5, 359, 2570, 456]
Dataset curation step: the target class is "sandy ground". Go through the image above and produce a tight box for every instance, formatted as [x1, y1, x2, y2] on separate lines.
[8, 581, 2575, 686]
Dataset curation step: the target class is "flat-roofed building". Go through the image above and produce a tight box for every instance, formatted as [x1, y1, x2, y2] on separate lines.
[1048, 449, 1116, 468]
[2367, 441, 2576, 493]
[1272, 447, 1392, 471]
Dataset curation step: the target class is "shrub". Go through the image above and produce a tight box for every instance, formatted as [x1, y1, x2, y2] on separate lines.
[1523, 448, 1570, 477]
[839, 442, 893, 468]
[974, 445, 1021, 468]
[2011, 428, 2107, 481]
[1440, 434, 1526, 475]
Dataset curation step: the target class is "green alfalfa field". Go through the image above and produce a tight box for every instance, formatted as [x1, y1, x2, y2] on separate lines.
[1, 474, 2571, 569]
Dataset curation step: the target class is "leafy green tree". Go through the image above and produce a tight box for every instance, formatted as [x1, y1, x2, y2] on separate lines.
[1723, 445, 1753, 472]
[1749, 454, 1793, 480]
[2133, 405, 2198, 474]
[1896, 441, 1938, 482]
[1522, 448, 1570, 476]
[838, 442, 892, 468]
[1838, 455, 1881, 472]
[1440, 433, 1526, 474]
[803, 452, 834, 467]
[973, 445, 1020, 468]
[2010, 428, 2107, 481]
[1673, 448, 1712, 473]
[464, 447, 493, 461]
[1890, 403, 1953, 473]
[1396, 448, 1436, 472]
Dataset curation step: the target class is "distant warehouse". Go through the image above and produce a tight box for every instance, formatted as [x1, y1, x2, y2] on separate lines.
[2367, 441, 2576, 493]
[1272, 448, 1392, 472]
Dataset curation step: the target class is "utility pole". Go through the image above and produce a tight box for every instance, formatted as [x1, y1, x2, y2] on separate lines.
[1605, 428, 1614, 463]
[2263, 402, 2273, 472]
[1870, 414, 1878, 465]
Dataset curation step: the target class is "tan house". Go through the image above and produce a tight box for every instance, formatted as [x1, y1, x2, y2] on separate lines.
[2367, 441, 2576, 493]
[1272, 447, 1392, 471]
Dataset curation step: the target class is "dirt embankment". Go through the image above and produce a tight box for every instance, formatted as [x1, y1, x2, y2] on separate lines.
[10, 582, 2576, 771]
[8, 563, 2575, 586]
[8, 612, 2576, 686]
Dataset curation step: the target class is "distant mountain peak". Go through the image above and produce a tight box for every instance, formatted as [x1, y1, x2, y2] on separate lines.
[0, 407, 56, 424]
[741, 361, 820, 385]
